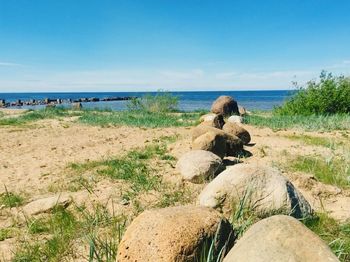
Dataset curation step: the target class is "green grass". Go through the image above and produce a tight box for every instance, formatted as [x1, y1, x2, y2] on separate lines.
[289, 155, 350, 189]
[69, 142, 171, 194]
[303, 213, 350, 261]
[0, 190, 24, 208]
[284, 134, 344, 149]
[244, 113, 350, 131]
[78, 110, 199, 128]
[0, 107, 74, 126]
[0, 228, 14, 241]
[14, 204, 126, 262]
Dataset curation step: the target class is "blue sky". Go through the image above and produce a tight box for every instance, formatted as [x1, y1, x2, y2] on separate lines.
[0, 0, 350, 92]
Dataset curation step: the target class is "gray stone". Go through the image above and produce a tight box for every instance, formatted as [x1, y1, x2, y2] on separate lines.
[223, 215, 339, 262]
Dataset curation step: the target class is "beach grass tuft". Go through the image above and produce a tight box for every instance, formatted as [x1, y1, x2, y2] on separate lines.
[303, 212, 350, 261]
[244, 113, 350, 131]
[14, 204, 126, 262]
[77, 110, 200, 128]
[0, 190, 24, 208]
[284, 134, 342, 149]
[288, 155, 350, 189]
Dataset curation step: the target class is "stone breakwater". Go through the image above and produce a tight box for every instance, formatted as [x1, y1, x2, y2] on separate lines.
[0, 96, 136, 108]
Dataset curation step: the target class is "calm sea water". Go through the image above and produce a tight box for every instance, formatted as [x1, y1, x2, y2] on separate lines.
[0, 90, 294, 111]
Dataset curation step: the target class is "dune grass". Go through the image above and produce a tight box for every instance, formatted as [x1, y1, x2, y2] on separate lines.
[0, 107, 201, 128]
[0, 190, 24, 208]
[14, 204, 126, 262]
[0, 107, 75, 126]
[288, 155, 350, 189]
[244, 113, 350, 131]
[77, 110, 200, 128]
[284, 134, 343, 149]
[303, 213, 350, 261]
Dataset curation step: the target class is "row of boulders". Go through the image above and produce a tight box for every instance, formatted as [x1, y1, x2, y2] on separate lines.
[118, 206, 338, 261]
[117, 96, 339, 261]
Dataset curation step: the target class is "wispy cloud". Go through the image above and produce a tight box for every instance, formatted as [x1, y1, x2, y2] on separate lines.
[0, 62, 24, 67]
[215, 70, 313, 80]
[159, 69, 204, 79]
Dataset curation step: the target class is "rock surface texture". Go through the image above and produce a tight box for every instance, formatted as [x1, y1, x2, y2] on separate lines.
[118, 206, 235, 262]
[223, 122, 251, 145]
[211, 96, 239, 116]
[176, 150, 223, 183]
[192, 131, 227, 158]
[227, 115, 243, 124]
[191, 125, 243, 158]
[199, 164, 312, 218]
[199, 113, 225, 129]
[223, 215, 339, 262]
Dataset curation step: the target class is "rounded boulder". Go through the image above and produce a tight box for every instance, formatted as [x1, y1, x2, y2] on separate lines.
[223, 122, 251, 145]
[176, 150, 223, 183]
[118, 206, 235, 262]
[199, 164, 312, 219]
[199, 113, 225, 129]
[211, 96, 239, 116]
[192, 131, 227, 158]
[223, 215, 339, 262]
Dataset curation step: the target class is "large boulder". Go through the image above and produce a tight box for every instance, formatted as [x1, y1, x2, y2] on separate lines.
[199, 113, 225, 129]
[199, 164, 312, 219]
[192, 125, 244, 158]
[223, 122, 251, 145]
[192, 125, 226, 141]
[223, 215, 339, 262]
[176, 150, 223, 183]
[192, 131, 227, 158]
[211, 96, 239, 116]
[118, 206, 235, 262]
[227, 115, 243, 124]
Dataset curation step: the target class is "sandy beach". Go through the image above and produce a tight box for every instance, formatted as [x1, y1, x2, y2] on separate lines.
[0, 108, 349, 260]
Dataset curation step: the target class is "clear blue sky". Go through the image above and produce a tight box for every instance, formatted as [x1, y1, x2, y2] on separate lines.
[1, 0, 350, 92]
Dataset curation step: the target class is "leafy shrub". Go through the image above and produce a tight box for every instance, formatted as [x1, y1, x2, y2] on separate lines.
[127, 90, 179, 113]
[274, 71, 350, 115]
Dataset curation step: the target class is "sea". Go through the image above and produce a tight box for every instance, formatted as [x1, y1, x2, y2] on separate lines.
[0, 90, 294, 111]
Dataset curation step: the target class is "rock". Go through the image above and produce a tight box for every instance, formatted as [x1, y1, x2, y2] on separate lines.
[199, 164, 312, 218]
[118, 206, 235, 262]
[192, 131, 227, 158]
[211, 96, 239, 116]
[192, 125, 226, 141]
[192, 125, 243, 157]
[238, 105, 246, 116]
[176, 150, 223, 183]
[223, 122, 251, 145]
[227, 115, 243, 124]
[223, 215, 339, 262]
[22, 194, 71, 215]
[199, 114, 225, 129]
[225, 134, 244, 156]
[72, 102, 83, 110]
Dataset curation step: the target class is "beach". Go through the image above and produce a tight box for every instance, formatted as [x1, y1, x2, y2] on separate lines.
[0, 106, 349, 261]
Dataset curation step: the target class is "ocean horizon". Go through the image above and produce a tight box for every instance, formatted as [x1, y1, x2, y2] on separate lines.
[0, 90, 295, 111]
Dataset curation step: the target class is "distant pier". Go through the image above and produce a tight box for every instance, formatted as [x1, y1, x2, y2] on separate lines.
[0, 96, 136, 108]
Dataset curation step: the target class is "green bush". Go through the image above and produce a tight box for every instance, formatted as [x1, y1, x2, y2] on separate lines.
[274, 71, 350, 115]
[127, 90, 179, 113]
